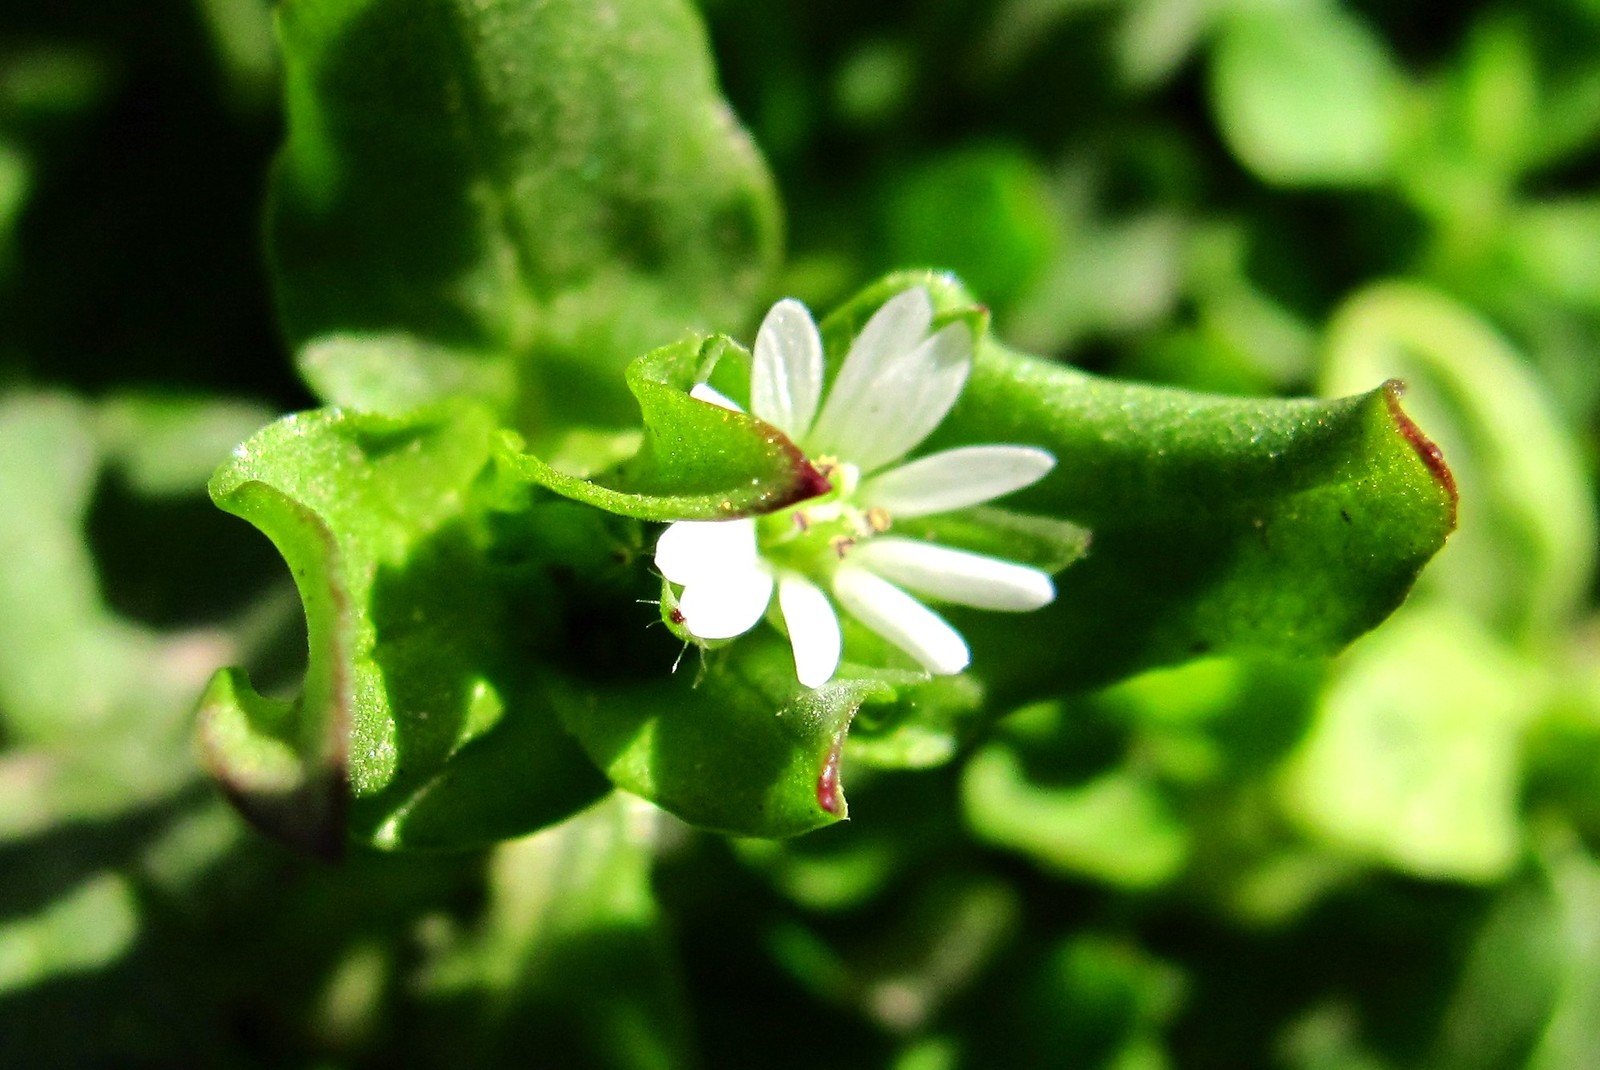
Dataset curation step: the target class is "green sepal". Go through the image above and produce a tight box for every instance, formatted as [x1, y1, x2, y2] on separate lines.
[495, 334, 830, 521]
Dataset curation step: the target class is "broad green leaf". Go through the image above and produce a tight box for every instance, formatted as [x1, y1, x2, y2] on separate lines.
[496, 334, 830, 521]
[1209, 3, 1402, 186]
[200, 405, 609, 852]
[268, 0, 780, 422]
[826, 272, 1458, 700]
[1323, 281, 1596, 643]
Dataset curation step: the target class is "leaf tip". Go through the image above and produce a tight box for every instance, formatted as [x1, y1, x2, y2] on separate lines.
[816, 730, 847, 817]
[197, 667, 350, 862]
[1382, 378, 1458, 525]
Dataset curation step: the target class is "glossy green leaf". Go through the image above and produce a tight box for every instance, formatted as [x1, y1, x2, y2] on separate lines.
[268, 0, 780, 422]
[200, 405, 609, 853]
[496, 334, 830, 521]
[825, 272, 1458, 700]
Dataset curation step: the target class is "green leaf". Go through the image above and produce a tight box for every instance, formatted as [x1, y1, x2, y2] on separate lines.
[200, 405, 610, 853]
[1322, 281, 1596, 643]
[495, 334, 830, 521]
[268, 0, 780, 421]
[0, 872, 139, 997]
[1278, 604, 1535, 882]
[1208, 3, 1402, 186]
[826, 272, 1458, 700]
[551, 633, 893, 838]
[963, 736, 1190, 889]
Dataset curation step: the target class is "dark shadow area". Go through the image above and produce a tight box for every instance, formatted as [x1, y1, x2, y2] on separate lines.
[86, 471, 290, 630]
[0, 2, 302, 409]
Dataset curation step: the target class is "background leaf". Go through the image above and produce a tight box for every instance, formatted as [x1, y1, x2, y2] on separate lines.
[268, 0, 780, 428]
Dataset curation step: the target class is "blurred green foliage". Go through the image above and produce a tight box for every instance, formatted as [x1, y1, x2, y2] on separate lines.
[0, 1, 1596, 1068]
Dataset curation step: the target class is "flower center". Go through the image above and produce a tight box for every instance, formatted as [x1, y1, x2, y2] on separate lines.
[756, 459, 890, 577]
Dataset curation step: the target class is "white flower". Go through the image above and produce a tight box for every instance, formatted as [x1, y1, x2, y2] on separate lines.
[654, 287, 1057, 688]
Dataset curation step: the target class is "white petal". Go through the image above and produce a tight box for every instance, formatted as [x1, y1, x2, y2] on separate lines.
[655, 519, 759, 586]
[678, 567, 775, 640]
[852, 538, 1055, 611]
[752, 298, 824, 442]
[843, 323, 972, 473]
[690, 382, 743, 412]
[777, 572, 842, 687]
[832, 566, 969, 676]
[808, 287, 934, 456]
[859, 445, 1055, 518]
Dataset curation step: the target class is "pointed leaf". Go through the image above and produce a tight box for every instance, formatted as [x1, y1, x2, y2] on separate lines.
[821, 272, 1457, 700]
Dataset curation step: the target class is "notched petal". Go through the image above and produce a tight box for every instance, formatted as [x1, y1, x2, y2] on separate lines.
[753, 298, 824, 441]
[778, 572, 843, 688]
[679, 567, 775, 640]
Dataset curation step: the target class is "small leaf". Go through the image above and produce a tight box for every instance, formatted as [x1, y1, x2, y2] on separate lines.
[496, 335, 830, 521]
[1278, 604, 1535, 881]
[964, 740, 1189, 889]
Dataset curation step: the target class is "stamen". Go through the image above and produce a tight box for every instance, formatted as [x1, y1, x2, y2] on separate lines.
[866, 507, 892, 533]
[830, 535, 856, 558]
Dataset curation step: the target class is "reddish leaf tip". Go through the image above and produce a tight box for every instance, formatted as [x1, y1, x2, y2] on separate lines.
[1383, 379, 1457, 526]
[817, 732, 845, 815]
